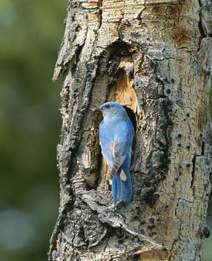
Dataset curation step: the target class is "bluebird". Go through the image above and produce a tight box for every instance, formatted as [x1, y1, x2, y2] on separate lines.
[99, 101, 134, 206]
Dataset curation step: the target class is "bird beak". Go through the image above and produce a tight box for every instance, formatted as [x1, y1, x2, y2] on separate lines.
[99, 104, 104, 111]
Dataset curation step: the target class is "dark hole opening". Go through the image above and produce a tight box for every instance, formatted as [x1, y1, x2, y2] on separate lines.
[123, 106, 137, 131]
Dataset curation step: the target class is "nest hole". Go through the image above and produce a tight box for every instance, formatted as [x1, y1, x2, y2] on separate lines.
[108, 69, 138, 115]
[97, 68, 138, 193]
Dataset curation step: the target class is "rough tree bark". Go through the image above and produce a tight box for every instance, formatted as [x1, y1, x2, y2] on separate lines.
[49, 0, 212, 260]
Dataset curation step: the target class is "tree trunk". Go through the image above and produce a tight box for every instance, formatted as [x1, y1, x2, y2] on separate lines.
[49, 0, 212, 260]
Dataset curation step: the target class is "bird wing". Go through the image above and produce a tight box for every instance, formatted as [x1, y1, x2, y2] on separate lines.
[110, 120, 134, 180]
[99, 121, 114, 168]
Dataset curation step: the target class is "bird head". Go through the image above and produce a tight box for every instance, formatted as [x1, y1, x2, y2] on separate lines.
[100, 101, 127, 120]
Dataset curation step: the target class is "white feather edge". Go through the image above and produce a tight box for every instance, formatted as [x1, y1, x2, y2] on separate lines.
[120, 170, 127, 182]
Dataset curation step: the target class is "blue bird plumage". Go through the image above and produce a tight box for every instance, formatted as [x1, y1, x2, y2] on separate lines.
[99, 101, 134, 206]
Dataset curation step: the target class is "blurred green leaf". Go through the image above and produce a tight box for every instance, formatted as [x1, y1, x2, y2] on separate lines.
[0, 0, 66, 260]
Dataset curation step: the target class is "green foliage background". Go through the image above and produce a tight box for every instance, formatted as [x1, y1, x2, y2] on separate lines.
[0, 0, 66, 260]
[0, 1, 211, 261]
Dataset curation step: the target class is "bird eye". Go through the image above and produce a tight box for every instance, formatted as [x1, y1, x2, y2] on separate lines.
[104, 104, 110, 109]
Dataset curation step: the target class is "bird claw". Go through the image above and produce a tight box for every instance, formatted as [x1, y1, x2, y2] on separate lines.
[108, 201, 125, 211]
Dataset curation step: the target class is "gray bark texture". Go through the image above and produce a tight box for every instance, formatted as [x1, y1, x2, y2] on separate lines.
[49, 0, 212, 260]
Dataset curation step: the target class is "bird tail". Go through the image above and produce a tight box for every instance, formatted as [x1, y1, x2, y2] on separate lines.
[112, 159, 132, 206]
